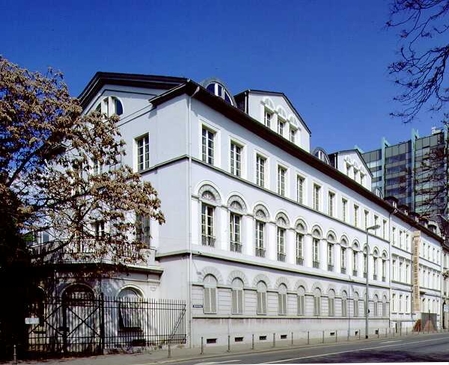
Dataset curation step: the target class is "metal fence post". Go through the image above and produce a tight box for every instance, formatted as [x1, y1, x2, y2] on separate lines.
[227, 335, 230, 352]
[336, 330, 338, 342]
[307, 331, 310, 345]
[200, 337, 204, 355]
[13, 344, 17, 364]
[272, 333, 276, 348]
[322, 331, 325, 343]
[252, 334, 254, 350]
[291, 332, 293, 346]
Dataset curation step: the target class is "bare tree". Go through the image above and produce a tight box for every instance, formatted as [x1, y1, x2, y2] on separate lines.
[387, 0, 449, 124]
[0, 57, 165, 269]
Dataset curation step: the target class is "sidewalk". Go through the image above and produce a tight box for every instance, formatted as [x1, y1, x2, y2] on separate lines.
[8, 331, 443, 365]
[8, 337, 356, 365]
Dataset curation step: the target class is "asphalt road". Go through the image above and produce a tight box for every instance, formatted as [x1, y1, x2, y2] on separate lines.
[175, 333, 449, 364]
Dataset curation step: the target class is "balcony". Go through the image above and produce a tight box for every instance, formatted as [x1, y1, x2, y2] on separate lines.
[296, 257, 304, 265]
[277, 253, 286, 262]
[255, 248, 265, 258]
[313, 261, 320, 269]
[230, 241, 242, 253]
[202, 235, 215, 247]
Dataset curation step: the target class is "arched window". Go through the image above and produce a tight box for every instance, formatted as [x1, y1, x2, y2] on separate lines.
[328, 289, 335, 317]
[312, 229, 322, 268]
[373, 248, 379, 280]
[229, 200, 243, 253]
[254, 207, 268, 258]
[204, 79, 234, 105]
[295, 221, 306, 265]
[203, 275, 217, 314]
[276, 216, 287, 262]
[373, 294, 379, 317]
[231, 278, 244, 314]
[297, 286, 306, 316]
[382, 295, 388, 317]
[314, 288, 321, 316]
[278, 284, 287, 315]
[354, 292, 360, 317]
[118, 287, 143, 330]
[341, 291, 348, 317]
[96, 96, 123, 116]
[352, 242, 359, 276]
[256, 281, 267, 315]
[327, 233, 336, 271]
[341, 238, 348, 274]
[200, 186, 220, 247]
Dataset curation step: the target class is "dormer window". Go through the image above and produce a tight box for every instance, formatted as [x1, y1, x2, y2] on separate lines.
[205, 81, 234, 105]
[96, 96, 123, 117]
[290, 127, 297, 143]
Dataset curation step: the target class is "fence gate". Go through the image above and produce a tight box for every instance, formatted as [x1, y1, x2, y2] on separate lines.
[61, 286, 103, 354]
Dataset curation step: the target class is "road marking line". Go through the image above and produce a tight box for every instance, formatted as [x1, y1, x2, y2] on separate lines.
[263, 337, 448, 363]
[380, 340, 402, 344]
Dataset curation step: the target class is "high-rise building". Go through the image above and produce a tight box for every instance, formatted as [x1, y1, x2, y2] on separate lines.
[361, 128, 448, 222]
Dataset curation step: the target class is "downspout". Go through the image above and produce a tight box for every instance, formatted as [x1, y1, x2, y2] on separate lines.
[187, 85, 200, 348]
[388, 208, 397, 332]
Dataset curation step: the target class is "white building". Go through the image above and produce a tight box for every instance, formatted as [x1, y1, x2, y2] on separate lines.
[74, 73, 447, 347]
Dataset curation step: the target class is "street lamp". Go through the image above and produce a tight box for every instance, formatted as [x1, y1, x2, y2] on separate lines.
[365, 224, 380, 339]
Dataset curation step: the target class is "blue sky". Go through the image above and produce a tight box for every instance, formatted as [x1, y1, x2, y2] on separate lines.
[1, 0, 441, 152]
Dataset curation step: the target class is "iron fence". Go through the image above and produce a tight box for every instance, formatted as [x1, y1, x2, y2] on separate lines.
[25, 294, 186, 358]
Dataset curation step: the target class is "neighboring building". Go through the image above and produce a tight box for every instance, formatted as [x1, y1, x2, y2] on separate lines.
[31, 73, 449, 353]
[361, 128, 448, 222]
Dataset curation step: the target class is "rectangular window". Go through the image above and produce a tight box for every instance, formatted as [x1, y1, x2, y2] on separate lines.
[230, 142, 242, 177]
[341, 247, 346, 273]
[278, 292, 287, 315]
[328, 297, 335, 316]
[277, 166, 287, 196]
[135, 215, 151, 247]
[327, 243, 334, 271]
[94, 221, 105, 240]
[314, 295, 321, 315]
[230, 213, 242, 253]
[255, 221, 265, 257]
[354, 300, 359, 317]
[136, 134, 150, 171]
[231, 288, 243, 315]
[298, 295, 305, 316]
[201, 204, 215, 246]
[277, 227, 286, 261]
[342, 198, 348, 222]
[256, 155, 266, 188]
[202, 128, 215, 165]
[328, 192, 335, 217]
[354, 205, 359, 227]
[296, 233, 304, 265]
[342, 298, 348, 317]
[264, 110, 272, 128]
[313, 184, 321, 211]
[313, 238, 320, 268]
[297, 175, 305, 204]
[290, 128, 297, 143]
[257, 292, 267, 315]
[364, 210, 369, 229]
[277, 118, 286, 136]
[204, 286, 217, 314]
[382, 220, 387, 239]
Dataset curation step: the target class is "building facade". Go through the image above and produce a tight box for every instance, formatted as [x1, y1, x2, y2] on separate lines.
[361, 128, 448, 222]
[41, 73, 449, 348]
